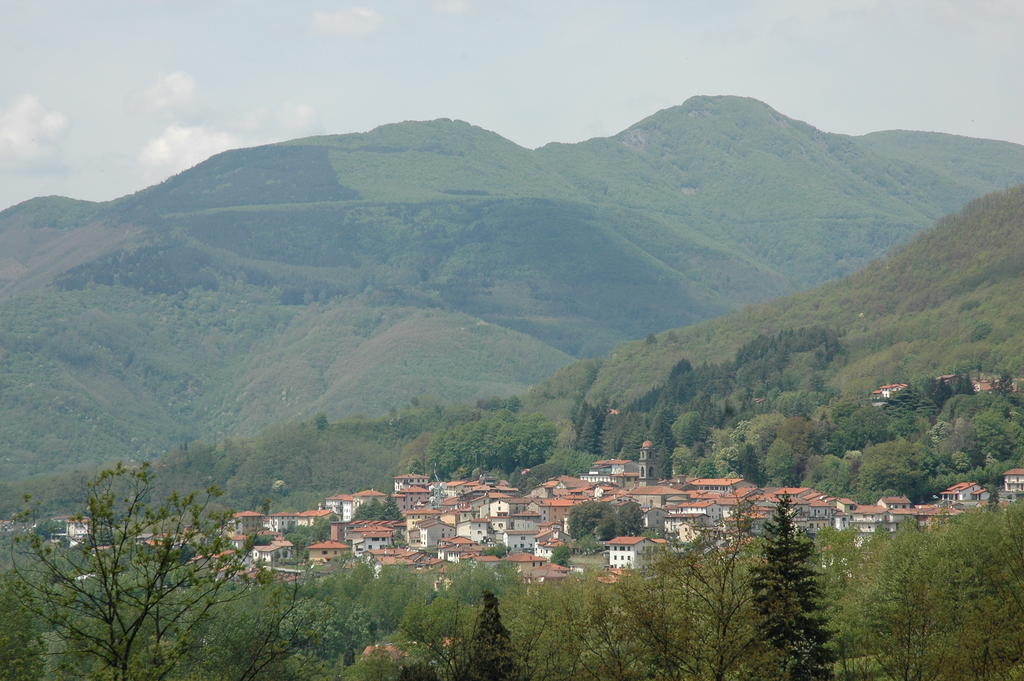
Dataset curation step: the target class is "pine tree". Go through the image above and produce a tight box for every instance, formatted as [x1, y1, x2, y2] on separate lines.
[751, 495, 834, 681]
[465, 591, 517, 681]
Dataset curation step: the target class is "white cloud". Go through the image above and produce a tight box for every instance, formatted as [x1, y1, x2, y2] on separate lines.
[142, 71, 198, 113]
[0, 94, 68, 163]
[138, 124, 239, 175]
[431, 0, 472, 15]
[311, 7, 383, 36]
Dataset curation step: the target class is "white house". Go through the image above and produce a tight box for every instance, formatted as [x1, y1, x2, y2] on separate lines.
[1004, 468, 1024, 497]
[939, 482, 988, 504]
[324, 494, 355, 521]
[251, 539, 294, 564]
[502, 529, 538, 553]
[605, 536, 666, 569]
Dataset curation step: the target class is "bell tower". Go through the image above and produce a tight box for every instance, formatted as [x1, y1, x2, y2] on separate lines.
[639, 439, 656, 484]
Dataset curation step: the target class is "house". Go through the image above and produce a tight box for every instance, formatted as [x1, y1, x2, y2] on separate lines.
[502, 529, 538, 553]
[939, 482, 988, 505]
[393, 473, 430, 493]
[403, 508, 444, 534]
[264, 512, 304, 533]
[605, 536, 666, 570]
[408, 520, 455, 549]
[877, 496, 912, 510]
[307, 540, 350, 563]
[580, 459, 640, 485]
[324, 494, 356, 521]
[628, 485, 686, 509]
[252, 538, 294, 564]
[533, 537, 568, 560]
[664, 512, 711, 542]
[504, 552, 548, 572]
[438, 537, 485, 562]
[456, 518, 491, 543]
[297, 509, 335, 526]
[232, 511, 265, 535]
[528, 498, 576, 529]
[395, 486, 432, 512]
[350, 529, 394, 556]
[643, 507, 667, 531]
[847, 505, 888, 534]
[365, 548, 441, 572]
[509, 511, 541, 532]
[66, 517, 91, 545]
[525, 563, 573, 583]
[871, 383, 909, 401]
[685, 478, 753, 494]
[1004, 469, 1024, 498]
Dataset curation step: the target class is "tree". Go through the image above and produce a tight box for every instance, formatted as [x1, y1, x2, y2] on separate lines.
[550, 544, 571, 567]
[13, 463, 254, 681]
[619, 531, 764, 681]
[466, 591, 517, 681]
[0, 574, 44, 681]
[569, 502, 643, 541]
[751, 496, 834, 681]
[353, 497, 402, 522]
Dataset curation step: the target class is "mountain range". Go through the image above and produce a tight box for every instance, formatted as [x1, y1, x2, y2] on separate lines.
[3, 95, 1024, 480]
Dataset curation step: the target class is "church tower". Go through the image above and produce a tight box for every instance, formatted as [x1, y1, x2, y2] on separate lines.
[639, 439, 656, 485]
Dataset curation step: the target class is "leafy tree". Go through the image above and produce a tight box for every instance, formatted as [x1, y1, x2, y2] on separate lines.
[569, 501, 643, 541]
[550, 544, 571, 567]
[428, 410, 557, 477]
[857, 439, 924, 501]
[671, 411, 708, 448]
[0, 574, 44, 681]
[765, 438, 800, 486]
[285, 518, 332, 551]
[751, 496, 834, 681]
[619, 531, 764, 681]
[826, 403, 891, 455]
[12, 462, 253, 681]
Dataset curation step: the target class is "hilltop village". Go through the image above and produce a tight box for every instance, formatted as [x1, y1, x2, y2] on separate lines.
[54, 439, 1016, 580]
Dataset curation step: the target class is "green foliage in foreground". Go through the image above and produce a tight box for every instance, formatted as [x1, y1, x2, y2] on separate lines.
[10, 465, 1024, 681]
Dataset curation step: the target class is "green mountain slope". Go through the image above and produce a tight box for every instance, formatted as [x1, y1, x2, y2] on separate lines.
[532, 185, 1024, 411]
[3, 96, 1024, 480]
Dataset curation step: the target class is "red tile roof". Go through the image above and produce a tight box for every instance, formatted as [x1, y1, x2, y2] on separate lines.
[606, 536, 648, 546]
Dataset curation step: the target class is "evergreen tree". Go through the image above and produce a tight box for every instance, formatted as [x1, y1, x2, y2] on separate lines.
[751, 496, 834, 681]
[381, 495, 403, 521]
[466, 591, 517, 681]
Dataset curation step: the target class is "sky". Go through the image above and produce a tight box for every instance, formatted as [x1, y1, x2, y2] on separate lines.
[1, 0, 1023, 211]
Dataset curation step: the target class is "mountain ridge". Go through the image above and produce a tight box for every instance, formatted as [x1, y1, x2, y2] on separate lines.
[3, 95, 1024, 479]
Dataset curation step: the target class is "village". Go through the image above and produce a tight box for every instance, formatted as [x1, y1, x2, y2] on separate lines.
[52, 437, 1012, 582]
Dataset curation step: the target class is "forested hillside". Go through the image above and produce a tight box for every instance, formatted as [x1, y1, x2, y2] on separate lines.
[4, 96, 1024, 479]
[518, 186, 1024, 503]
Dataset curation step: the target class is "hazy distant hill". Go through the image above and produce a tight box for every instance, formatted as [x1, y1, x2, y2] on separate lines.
[3, 95, 1024, 480]
[530, 184, 1024, 413]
